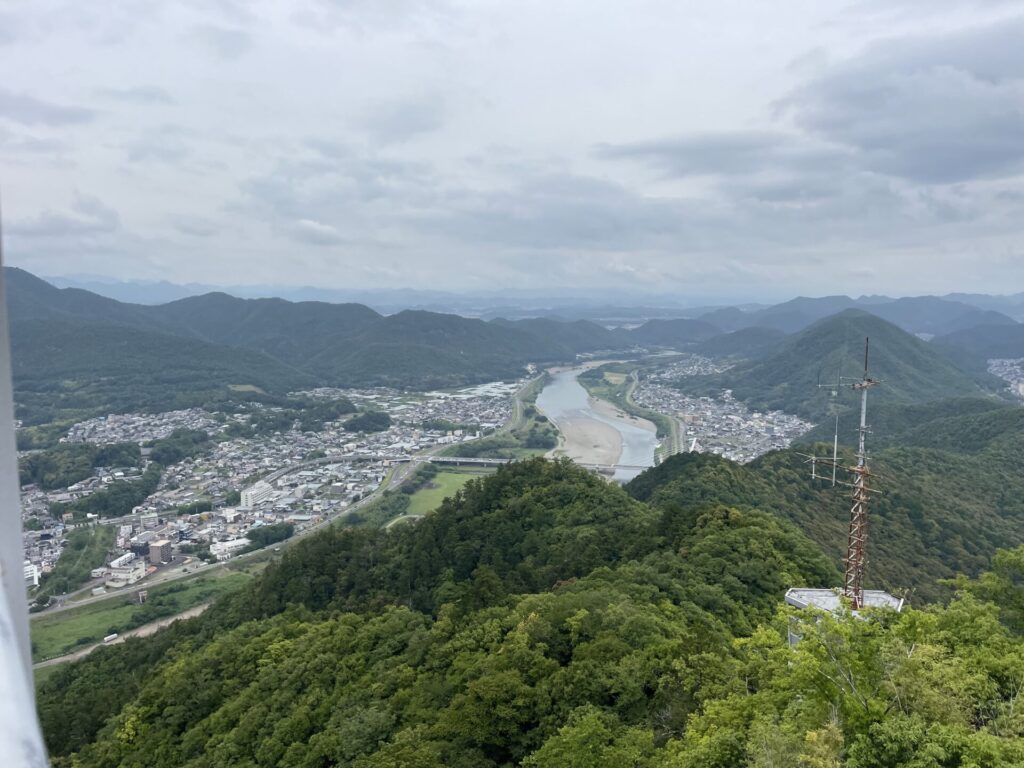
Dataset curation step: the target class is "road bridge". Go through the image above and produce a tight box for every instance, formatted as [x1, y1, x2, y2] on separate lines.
[427, 455, 650, 474]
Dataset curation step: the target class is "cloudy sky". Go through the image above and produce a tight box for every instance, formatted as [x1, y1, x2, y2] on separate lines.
[1, 0, 1023, 300]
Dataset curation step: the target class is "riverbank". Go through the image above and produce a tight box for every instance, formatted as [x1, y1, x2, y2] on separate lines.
[549, 416, 623, 465]
[588, 394, 657, 435]
[538, 367, 659, 470]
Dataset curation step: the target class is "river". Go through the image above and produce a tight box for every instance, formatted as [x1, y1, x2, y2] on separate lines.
[535, 367, 658, 482]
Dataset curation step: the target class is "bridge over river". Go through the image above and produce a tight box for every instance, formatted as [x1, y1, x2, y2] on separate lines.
[427, 455, 650, 476]
[248, 451, 650, 477]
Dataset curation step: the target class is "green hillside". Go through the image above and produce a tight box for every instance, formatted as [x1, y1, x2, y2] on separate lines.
[311, 311, 571, 386]
[867, 296, 1018, 336]
[627, 417, 1024, 601]
[742, 295, 859, 333]
[146, 292, 383, 364]
[6, 269, 604, 397]
[493, 317, 632, 354]
[19, 442, 141, 490]
[11, 318, 314, 429]
[693, 326, 787, 359]
[696, 294, 1018, 336]
[679, 309, 995, 419]
[627, 317, 722, 347]
[5, 268, 161, 330]
[35, 458, 1024, 766]
[932, 323, 1024, 372]
[800, 397, 1023, 452]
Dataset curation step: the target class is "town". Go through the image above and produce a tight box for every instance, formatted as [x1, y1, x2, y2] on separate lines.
[21, 358, 820, 609]
[634, 356, 814, 463]
[20, 382, 517, 604]
[989, 358, 1024, 400]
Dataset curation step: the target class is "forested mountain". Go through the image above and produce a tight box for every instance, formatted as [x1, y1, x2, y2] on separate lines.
[695, 293, 1020, 337]
[146, 291, 383, 363]
[678, 310, 997, 419]
[11, 319, 314, 430]
[36, 458, 1024, 766]
[626, 318, 722, 347]
[932, 323, 1024, 372]
[730, 295, 860, 333]
[309, 311, 579, 387]
[800, 397, 1024, 452]
[692, 326, 787, 359]
[696, 305, 757, 332]
[13, 267, 1016, 409]
[492, 317, 632, 353]
[11, 319, 311, 392]
[6, 268, 162, 330]
[4, 269, 638, 410]
[945, 290, 1024, 320]
[866, 296, 1018, 336]
[627, 425, 1024, 600]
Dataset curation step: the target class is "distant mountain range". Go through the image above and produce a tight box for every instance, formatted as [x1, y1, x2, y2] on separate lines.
[44, 273, 1024, 324]
[6, 269, 631, 394]
[6, 268, 1021, 430]
[696, 295, 1022, 335]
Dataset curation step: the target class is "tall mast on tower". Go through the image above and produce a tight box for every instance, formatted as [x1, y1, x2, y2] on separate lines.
[844, 338, 878, 608]
[800, 337, 883, 611]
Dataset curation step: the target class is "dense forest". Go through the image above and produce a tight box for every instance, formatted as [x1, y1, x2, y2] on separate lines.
[33, 525, 115, 605]
[677, 310, 1000, 419]
[41, 429, 216, 521]
[344, 411, 392, 433]
[627, 406, 1024, 603]
[19, 442, 140, 490]
[36, 457, 1024, 766]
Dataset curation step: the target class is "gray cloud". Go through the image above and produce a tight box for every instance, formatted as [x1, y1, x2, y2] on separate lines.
[170, 215, 218, 237]
[2, 1, 1023, 296]
[9, 193, 119, 238]
[123, 124, 192, 164]
[781, 18, 1024, 183]
[292, 0, 451, 34]
[597, 131, 852, 182]
[421, 173, 691, 251]
[360, 96, 445, 144]
[0, 127, 68, 155]
[188, 23, 251, 60]
[0, 12, 18, 45]
[99, 85, 174, 104]
[289, 218, 345, 245]
[0, 88, 94, 126]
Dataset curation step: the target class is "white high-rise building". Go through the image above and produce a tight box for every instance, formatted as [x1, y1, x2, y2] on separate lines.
[240, 482, 274, 509]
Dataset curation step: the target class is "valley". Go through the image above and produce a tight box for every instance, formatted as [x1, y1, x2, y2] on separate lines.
[12, 269, 1024, 766]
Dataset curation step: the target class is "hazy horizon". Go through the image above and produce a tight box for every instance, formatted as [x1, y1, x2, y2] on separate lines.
[19, 267, 1024, 316]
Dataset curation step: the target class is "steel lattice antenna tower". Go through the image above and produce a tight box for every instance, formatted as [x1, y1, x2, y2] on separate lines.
[804, 337, 879, 609]
[845, 338, 878, 608]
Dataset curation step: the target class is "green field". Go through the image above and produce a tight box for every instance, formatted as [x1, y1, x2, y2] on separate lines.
[406, 470, 488, 516]
[31, 570, 251, 663]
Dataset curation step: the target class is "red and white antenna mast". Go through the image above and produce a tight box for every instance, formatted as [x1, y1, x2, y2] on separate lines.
[844, 338, 878, 608]
[804, 337, 879, 609]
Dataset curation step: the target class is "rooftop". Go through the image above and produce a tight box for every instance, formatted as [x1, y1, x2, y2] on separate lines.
[784, 587, 904, 614]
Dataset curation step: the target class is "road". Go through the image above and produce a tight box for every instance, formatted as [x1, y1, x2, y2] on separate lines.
[34, 603, 212, 669]
[623, 370, 682, 458]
